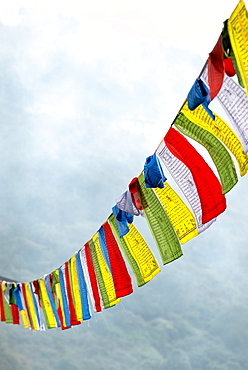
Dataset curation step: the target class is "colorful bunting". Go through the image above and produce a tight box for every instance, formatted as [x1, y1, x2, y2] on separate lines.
[2, 0, 248, 332]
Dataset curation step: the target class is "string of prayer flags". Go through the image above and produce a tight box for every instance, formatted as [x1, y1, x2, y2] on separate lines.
[182, 101, 248, 176]
[144, 154, 167, 188]
[165, 127, 227, 223]
[100, 222, 133, 298]
[228, 0, 248, 96]
[108, 214, 160, 286]
[156, 140, 215, 233]
[116, 190, 143, 217]
[174, 112, 238, 194]
[138, 173, 183, 264]
[154, 182, 198, 244]
[208, 34, 225, 100]
[187, 79, 215, 120]
[216, 75, 248, 153]
[2, 0, 248, 333]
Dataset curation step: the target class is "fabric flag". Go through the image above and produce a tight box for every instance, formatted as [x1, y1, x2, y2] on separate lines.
[222, 19, 244, 85]
[0, 282, 5, 322]
[165, 127, 226, 224]
[21, 283, 33, 328]
[100, 222, 133, 298]
[116, 209, 134, 225]
[29, 282, 42, 329]
[116, 190, 143, 217]
[108, 214, 160, 286]
[24, 282, 40, 330]
[58, 267, 71, 328]
[84, 243, 103, 312]
[216, 75, 248, 153]
[90, 235, 120, 309]
[187, 78, 214, 120]
[144, 154, 166, 188]
[129, 177, 144, 210]
[154, 182, 198, 244]
[64, 261, 81, 326]
[224, 57, 236, 77]
[79, 247, 101, 313]
[2, 281, 13, 324]
[13, 284, 29, 329]
[33, 280, 46, 331]
[138, 173, 183, 264]
[112, 205, 130, 237]
[97, 226, 112, 271]
[53, 269, 71, 330]
[182, 101, 248, 176]
[156, 140, 215, 233]
[9, 283, 20, 325]
[174, 112, 238, 194]
[1, 282, 12, 324]
[208, 34, 225, 100]
[69, 254, 84, 321]
[38, 278, 57, 329]
[75, 252, 91, 320]
[228, 0, 248, 96]
[41, 277, 58, 329]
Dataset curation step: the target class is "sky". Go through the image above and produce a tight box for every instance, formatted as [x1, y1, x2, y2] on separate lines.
[0, 0, 246, 278]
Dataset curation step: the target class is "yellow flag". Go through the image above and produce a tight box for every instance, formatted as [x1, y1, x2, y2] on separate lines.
[155, 183, 198, 244]
[38, 278, 57, 329]
[182, 102, 248, 176]
[122, 224, 161, 282]
[92, 233, 120, 307]
[228, 0, 248, 96]
[20, 310, 29, 329]
[24, 283, 39, 330]
[70, 254, 83, 321]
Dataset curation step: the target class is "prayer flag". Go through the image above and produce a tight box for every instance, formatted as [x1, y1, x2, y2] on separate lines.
[156, 140, 215, 233]
[109, 214, 160, 285]
[208, 34, 225, 100]
[228, 0, 248, 96]
[138, 173, 183, 264]
[144, 154, 166, 188]
[182, 101, 248, 176]
[90, 235, 120, 309]
[164, 127, 226, 224]
[174, 113, 238, 194]
[154, 182, 198, 244]
[216, 75, 248, 153]
[101, 222, 133, 298]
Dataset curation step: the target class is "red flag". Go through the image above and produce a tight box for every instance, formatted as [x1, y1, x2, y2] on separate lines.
[165, 127, 226, 224]
[208, 34, 224, 100]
